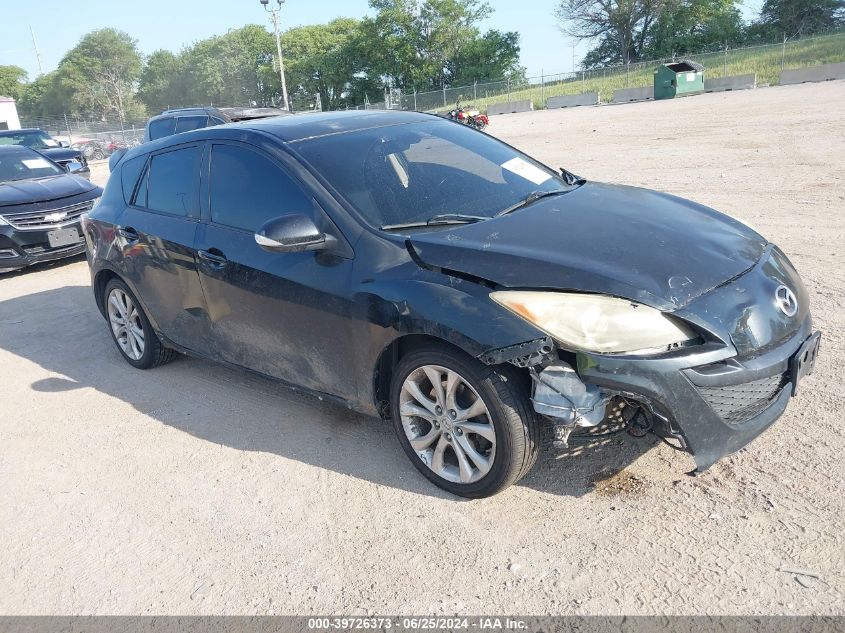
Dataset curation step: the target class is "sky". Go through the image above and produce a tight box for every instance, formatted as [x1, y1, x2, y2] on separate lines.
[1, 0, 765, 85]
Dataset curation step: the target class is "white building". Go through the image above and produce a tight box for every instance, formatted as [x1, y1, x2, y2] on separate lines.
[0, 97, 22, 131]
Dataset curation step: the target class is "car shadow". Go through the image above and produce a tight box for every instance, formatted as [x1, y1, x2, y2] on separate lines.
[0, 253, 87, 279]
[1, 284, 658, 500]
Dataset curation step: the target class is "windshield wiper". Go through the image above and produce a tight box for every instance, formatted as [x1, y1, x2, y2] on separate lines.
[495, 189, 571, 217]
[380, 214, 488, 231]
[559, 167, 587, 186]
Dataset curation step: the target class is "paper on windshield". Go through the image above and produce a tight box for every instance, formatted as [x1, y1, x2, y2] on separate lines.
[22, 158, 52, 169]
[501, 157, 552, 186]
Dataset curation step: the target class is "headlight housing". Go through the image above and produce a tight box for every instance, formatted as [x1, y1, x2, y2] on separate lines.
[490, 291, 696, 355]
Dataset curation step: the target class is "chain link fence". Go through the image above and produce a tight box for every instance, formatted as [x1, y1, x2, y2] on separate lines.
[351, 28, 845, 113]
[14, 29, 843, 136]
[18, 116, 147, 144]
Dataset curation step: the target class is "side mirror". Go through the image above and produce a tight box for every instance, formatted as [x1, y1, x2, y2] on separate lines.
[59, 140, 70, 148]
[255, 214, 335, 253]
[65, 160, 85, 174]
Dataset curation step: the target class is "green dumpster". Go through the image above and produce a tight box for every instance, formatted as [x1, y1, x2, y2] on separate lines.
[654, 61, 705, 100]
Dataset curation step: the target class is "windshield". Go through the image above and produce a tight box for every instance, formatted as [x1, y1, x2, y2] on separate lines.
[293, 119, 576, 229]
[0, 130, 60, 150]
[0, 149, 64, 182]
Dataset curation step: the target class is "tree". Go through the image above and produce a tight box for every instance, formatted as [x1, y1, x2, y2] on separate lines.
[17, 71, 64, 118]
[645, 0, 745, 58]
[359, 0, 519, 91]
[449, 29, 522, 85]
[54, 29, 145, 121]
[178, 25, 279, 107]
[283, 18, 362, 110]
[755, 0, 844, 39]
[0, 66, 27, 100]
[137, 50, 185, 112]
[556, 0, 667, 65]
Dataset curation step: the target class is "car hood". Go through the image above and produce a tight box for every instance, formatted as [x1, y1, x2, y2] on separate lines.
[39, 147, 82, 162]
[407, 182, 768, 310]
[0, 174, 97, 207]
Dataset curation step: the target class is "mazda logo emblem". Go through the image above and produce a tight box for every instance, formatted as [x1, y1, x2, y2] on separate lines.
[775, 285, 798, 317]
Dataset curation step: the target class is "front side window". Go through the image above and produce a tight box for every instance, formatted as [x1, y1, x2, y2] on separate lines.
[293, 119, 573, 229]
[143, 146, 202, 217]
[209, 144, 311, 232]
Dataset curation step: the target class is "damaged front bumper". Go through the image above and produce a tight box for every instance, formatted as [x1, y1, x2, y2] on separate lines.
[580, 317, 819, 471]
[483, 317, 821, 472]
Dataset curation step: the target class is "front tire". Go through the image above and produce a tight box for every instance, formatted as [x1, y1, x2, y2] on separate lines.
[390, 345, 539, 498]
[103, 278, 176, 369]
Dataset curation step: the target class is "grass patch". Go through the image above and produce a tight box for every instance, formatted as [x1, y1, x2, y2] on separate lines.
[418, 31, 845, 113]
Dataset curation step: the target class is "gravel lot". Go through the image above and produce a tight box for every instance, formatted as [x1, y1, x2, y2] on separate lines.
[1, 81, 843, 615]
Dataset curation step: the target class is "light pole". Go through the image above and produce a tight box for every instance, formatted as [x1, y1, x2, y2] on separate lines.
[260, 0, 290, 111]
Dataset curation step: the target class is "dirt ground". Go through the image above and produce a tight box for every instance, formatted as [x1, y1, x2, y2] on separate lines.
[1, 81, 843, 615]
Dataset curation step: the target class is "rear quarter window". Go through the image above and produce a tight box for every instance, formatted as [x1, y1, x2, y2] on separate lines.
[120, 155, 147, 205]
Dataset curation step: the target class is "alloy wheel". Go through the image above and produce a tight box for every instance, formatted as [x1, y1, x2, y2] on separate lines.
[107, 288, 145, 361]
[399, 364, 496, 484]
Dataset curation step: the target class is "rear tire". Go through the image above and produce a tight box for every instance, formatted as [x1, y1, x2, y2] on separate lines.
[390, 344, 539, 498]
[103, 278, 176, 370]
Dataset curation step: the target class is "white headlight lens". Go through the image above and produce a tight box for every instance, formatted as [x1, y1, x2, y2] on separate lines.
[491, 291, 696, 354]
[0, 215, 8, 226]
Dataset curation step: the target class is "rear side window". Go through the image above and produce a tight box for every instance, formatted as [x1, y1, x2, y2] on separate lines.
[144, 146, 202, 217]
[120, 155, 147, 205]
[175, 116, 209, 134]
[147, 117, 176, 141]
[208, 144, 311, 232]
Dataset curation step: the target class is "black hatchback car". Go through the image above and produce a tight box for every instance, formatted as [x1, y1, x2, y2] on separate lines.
[0, 145, 101, 273]
[83, 111, 819, 497]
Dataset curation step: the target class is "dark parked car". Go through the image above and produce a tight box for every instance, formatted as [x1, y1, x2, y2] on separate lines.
[0, 128, 90, 179]
[83, 111, 819, 497]
[143, 106, 290, 143]
[0, 145, 102, 273]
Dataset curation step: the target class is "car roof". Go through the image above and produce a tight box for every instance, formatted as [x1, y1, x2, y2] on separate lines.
[235, 110, 438, 143]
[0, 128, 43, 135]
[149, 107, 227, 122]
[219, 106, 291, 121]
[117, 110, 440, 166]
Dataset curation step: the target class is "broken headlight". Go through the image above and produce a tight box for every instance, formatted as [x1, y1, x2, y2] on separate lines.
[490, 291, 696, 355]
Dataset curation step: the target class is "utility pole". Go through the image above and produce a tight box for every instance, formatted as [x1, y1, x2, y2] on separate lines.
[30, 25, 44, 75]
[260, 0, 290, 111]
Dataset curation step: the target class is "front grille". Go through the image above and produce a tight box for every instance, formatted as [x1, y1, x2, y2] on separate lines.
[696, 373, 786, 425]
[0, 200, 94, 231]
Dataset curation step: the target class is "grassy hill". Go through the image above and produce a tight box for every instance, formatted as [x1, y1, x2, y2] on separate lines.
[419, 30, 845, 113]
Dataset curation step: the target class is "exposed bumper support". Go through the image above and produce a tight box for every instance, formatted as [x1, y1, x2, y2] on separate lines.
[577, 320, 818, 471]
[479, 336, 555, 367]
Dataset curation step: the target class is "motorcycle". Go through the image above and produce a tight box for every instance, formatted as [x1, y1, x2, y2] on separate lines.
[447, 105, 489, 131]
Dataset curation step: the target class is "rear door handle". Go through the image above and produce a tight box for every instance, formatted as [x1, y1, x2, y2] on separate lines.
[117, 226, 139, 243]
[197, 249, 228, 268]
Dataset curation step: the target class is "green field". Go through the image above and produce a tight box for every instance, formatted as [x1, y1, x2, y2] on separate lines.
[422, 31, 845, 113]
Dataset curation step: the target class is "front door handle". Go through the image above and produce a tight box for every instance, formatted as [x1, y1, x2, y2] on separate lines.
[197, 249, 228, 268]
[117, 226, 139, 243]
